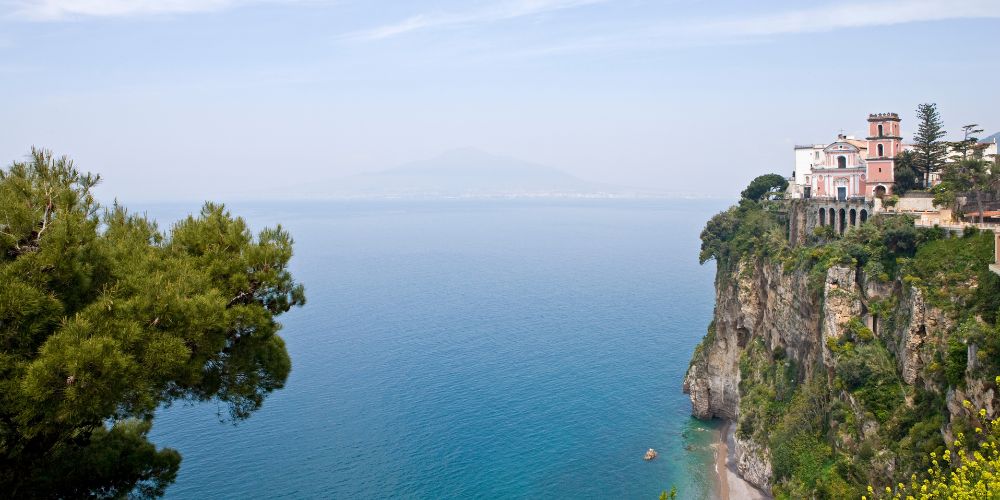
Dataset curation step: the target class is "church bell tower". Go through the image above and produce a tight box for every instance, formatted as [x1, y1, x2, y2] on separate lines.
[866, 112, 901, 198]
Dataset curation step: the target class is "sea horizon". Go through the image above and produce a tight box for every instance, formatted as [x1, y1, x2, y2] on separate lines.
[144, 198, 725, 498]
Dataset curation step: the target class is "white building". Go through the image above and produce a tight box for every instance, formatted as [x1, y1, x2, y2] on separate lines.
[791, 144, 825, 198]
[980, 131, 999, 160]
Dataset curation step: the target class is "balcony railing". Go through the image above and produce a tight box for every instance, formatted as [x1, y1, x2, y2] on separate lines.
[913, 219, 1000, 232]
[803, 195, 870, 203]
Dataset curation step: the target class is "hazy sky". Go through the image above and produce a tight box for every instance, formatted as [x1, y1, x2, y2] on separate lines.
[2, 0, 998, 202]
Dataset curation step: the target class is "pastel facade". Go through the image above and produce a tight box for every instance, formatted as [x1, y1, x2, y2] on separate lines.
[790, 112, 901, 201]
[865, 113, 901, 197]
[809, 138, 867, 200]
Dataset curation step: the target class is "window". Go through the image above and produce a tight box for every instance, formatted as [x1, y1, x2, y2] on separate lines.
[838, 156, 847, 168]
[878, 124, 884, 137]
[877, 144, 884, 157]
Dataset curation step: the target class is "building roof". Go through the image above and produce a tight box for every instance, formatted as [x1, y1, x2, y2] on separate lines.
[824, 141, 860, 153]
[845, 139, 868, 150]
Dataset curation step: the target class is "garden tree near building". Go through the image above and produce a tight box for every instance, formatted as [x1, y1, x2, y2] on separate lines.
[892, 150, 920, 195]
[0, 149, 306, 497]
[740, 173, 789, 201]
[951, 123, 984, 161]
[934, 121, 992, 224]
[934, 158, 991, 223]
[912, 103, 948, 188]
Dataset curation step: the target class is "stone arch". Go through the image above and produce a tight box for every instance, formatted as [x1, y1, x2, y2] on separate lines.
[819, 208, 826, 226]
[874, 185, 887, 198]
[850, 208, 857, 226]
[860, 209, 868, 224]
[839, 208, 847, 234]
[829, 208, 836, 230]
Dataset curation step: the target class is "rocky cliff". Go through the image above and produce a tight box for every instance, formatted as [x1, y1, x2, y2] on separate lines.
[685, 204, 1000, 497]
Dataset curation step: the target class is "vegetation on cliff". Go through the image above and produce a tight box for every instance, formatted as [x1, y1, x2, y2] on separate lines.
[693, 176, 1000, 498]
[0, 150, 305, 497]
[867, 384, 1000, 499]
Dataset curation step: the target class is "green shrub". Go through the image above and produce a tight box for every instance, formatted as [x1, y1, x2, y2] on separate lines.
[944, 337, 968, 387]
[834, 341, 903, 423]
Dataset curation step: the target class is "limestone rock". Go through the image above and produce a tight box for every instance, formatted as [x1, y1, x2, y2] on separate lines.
[734, 433, 772, 491]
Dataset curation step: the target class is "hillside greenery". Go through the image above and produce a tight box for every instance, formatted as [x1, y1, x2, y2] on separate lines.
[697, 176, 1000, 499]
[0, 150, 305, 497]
[867, 385, 1000, 500]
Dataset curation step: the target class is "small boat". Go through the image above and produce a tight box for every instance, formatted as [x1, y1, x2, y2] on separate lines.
[644, 448, 658, 461]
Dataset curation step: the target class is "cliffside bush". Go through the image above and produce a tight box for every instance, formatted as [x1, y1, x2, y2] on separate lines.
[738, 338, 795, 440]
[699, 199, 784, 268]
[829, 327, 903, 423]
[868, 385, 1000, 499]
[903, 230, 998, 318]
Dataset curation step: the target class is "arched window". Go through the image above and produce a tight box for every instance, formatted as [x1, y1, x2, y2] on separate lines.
[838, 156, 847, 168]
[878, 124, 884, 137]
[850, 209, 857, 226]
[860, 210, 868, 223]
[839, 208, 847, 234]
[819, 208, 826, 226]
[877, 144, 884, 157]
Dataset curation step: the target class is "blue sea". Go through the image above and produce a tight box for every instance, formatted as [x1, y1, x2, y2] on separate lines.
[146, 199, 723, 499]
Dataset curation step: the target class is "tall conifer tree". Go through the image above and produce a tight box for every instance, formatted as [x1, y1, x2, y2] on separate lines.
[912, 103, 947, 188]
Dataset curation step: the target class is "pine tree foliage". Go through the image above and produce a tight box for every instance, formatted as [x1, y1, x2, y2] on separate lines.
[0, 149, 306, 497]
[912, 103, 948, 188]
[740, 173, 788, 201]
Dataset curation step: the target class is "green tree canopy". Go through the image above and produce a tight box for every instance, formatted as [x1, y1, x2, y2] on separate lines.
[912, 103, 948, 188]
[935, 157, 993, 223]
[892, 150, 920, 195]
[0, 149, 305, 497]
[740, 173, 789, 201]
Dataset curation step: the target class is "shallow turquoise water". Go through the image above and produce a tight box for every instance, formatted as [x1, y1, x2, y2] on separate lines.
[147, 199, 723, 499]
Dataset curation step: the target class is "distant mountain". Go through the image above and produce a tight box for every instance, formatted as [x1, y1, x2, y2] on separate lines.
[979, 131, 1000, 144]
[314, 148, 639, 199]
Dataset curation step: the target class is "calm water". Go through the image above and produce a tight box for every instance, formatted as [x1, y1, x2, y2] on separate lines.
[146, 199, 723, 499]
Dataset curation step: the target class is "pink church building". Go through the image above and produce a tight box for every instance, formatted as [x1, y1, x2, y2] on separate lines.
[792, 112, 901, 201]
[809, 135, 867, 200]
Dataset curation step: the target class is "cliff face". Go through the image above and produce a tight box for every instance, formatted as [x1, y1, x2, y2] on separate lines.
[683, 260, 822, 423]
[683, 260, 824, 491]
[684, 254, 997, 494]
